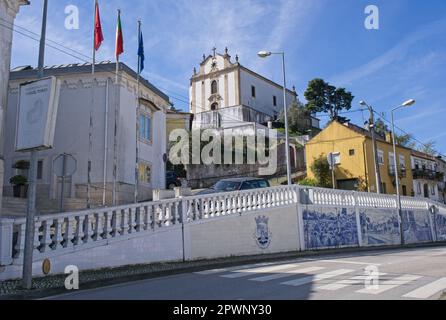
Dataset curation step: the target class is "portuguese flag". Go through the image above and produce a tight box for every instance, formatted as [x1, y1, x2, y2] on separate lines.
[115, 10, 124, 57]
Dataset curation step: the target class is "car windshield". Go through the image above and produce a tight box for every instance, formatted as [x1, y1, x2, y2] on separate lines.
[213, 181, 241, 192]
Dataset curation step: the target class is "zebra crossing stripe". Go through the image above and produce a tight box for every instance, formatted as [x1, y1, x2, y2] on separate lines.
[281, 269, 355, 287]
[195, 268, 228, 275]
[356, 275, 422, 295]
[318, 273, 388, 291]
[195, 261, 278, 275]
[403, 278, 446, 299]
[221, 264, 301, 279]
[249, 267, 325, 282]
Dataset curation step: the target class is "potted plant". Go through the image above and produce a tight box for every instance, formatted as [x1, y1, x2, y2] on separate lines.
[10, 175, 28, 198]
[13, 160, 30, 170]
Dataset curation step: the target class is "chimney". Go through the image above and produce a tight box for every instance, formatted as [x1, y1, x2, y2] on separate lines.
[385, 131, 393, 144]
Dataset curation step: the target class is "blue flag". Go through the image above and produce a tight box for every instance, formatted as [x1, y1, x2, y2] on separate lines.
[138, 29, 144, 73]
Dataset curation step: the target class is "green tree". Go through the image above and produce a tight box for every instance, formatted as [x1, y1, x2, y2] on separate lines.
[373, 118, 416, 148]
[373, 118, 389, 138]
[304, 78, 354, 123]
[279, 100, 311, 135]
[418, 140, 437, 156]
[310, 155, 332, 188]
[395, 133, 416, 149]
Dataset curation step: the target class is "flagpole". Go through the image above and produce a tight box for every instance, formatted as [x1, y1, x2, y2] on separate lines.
[115, 9, 121, 84]
[135, 20, 141, 204]
[92, 0, 97, 75]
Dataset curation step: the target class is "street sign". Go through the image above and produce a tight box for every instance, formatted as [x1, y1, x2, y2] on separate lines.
[15, 76, 60, 152]
[53, 153, 77, 177]
[327, 152, 341, 169]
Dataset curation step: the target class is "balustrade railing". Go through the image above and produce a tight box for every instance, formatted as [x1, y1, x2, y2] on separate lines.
[2, 183, 446, 265]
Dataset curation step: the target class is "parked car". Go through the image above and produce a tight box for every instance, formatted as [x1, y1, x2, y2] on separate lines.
[197, 178, 270, 195]
[166, 171, 182, 190]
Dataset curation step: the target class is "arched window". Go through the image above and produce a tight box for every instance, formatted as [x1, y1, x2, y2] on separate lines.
[211, 80, 218, 94]
[211, 103, 218, 111]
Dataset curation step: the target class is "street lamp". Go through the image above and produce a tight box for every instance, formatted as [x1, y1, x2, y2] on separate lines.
[391, 99, 416, 245]
[359, 100, 382, 194]
[258, 50, 292, 185]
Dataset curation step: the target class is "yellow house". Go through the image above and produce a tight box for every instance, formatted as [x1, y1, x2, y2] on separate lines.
[166, 109, 192, 138]
[306, 121, 414, 196]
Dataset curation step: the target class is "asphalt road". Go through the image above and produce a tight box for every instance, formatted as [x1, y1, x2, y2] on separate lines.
[47, 246, 446, 300]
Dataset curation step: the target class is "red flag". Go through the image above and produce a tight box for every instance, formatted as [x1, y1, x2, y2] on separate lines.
[94, 2, 103, 51]
[115, 10, 124, 57]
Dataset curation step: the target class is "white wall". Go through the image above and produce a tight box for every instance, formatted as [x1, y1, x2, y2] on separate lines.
[4, 70, 168, 203]
[239, 69, 296, 117]
[184, 205, 301, 260]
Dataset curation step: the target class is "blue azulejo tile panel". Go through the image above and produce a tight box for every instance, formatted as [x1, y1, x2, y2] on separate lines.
[402, 210, 433, 244]
[359, 209, 401, 246]
[435, 214, 446, 241]
[303, 207, 359, 250]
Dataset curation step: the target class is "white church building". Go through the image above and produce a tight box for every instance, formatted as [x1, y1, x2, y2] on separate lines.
[3, 62, 170, 208]
[190, 47, 320, 131]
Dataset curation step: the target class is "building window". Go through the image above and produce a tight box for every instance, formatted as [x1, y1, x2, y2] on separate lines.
[381, 182, 387, 194]
[210, 103, 218, 111]
[37, 160, 43, 180]
[378, 150, 384, 165]
[349, 149, 355, 156]
[251, 85, 256, 98]
[273, 96, 277, 106]
[211, 80, 218, 94]
[417, 182, 422, 195]
[138, 162, 152, 185]
[399, 155, 406, 170]
[431, 185, 436, 196]
[139, 113, 152, 142]
[13, 160, 43, 180]
[402, 185, 407, 196]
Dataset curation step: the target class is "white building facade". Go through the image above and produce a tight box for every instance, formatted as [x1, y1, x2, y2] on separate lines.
[4, 62, 170, 206]
[190, 48, 320, 130]
[0, 0, 29, 215]
[411, 150, 441, 202]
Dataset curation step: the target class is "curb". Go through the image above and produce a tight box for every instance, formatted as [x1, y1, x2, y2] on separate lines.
[1, 242, 446, 300]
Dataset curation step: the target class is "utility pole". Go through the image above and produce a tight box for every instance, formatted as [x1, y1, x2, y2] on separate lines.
[360, 101, 382, 194]
[22, 0, 48, 290]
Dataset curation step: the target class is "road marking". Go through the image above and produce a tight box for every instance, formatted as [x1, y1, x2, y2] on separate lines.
[195, 268, 229, 275]
[281, 269, 355, 287]
[318, 273, 388, 291]
[356, 275, 422, 295]
[403, 278, 446, 299]
[195, 261, 278, 275]
[221, 264, 301, 279]
[249, 267, 325, 282]
[318, 259, 382, 266]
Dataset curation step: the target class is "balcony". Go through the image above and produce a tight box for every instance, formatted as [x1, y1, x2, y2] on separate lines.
[388, 165, 407, 178]
[193, 105, 274, 129]
[412, 168, 444, 181]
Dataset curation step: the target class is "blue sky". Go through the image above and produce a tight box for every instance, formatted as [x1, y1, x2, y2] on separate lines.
[8, 0, 446, 154]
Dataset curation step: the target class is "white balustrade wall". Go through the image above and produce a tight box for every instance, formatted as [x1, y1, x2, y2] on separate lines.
[0, 185, 445, 280]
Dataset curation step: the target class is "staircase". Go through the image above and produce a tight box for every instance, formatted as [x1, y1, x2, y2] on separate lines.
[1, 197, 104, 217]
[1, 197, 28, 217]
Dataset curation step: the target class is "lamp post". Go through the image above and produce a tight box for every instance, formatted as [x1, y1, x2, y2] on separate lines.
[258, 51, 292, 185]
[359, 100, 382, 194]
[391, 99, 416, 245]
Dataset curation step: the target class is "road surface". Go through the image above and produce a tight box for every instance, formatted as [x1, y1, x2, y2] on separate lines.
[47, 246, 446, 300]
